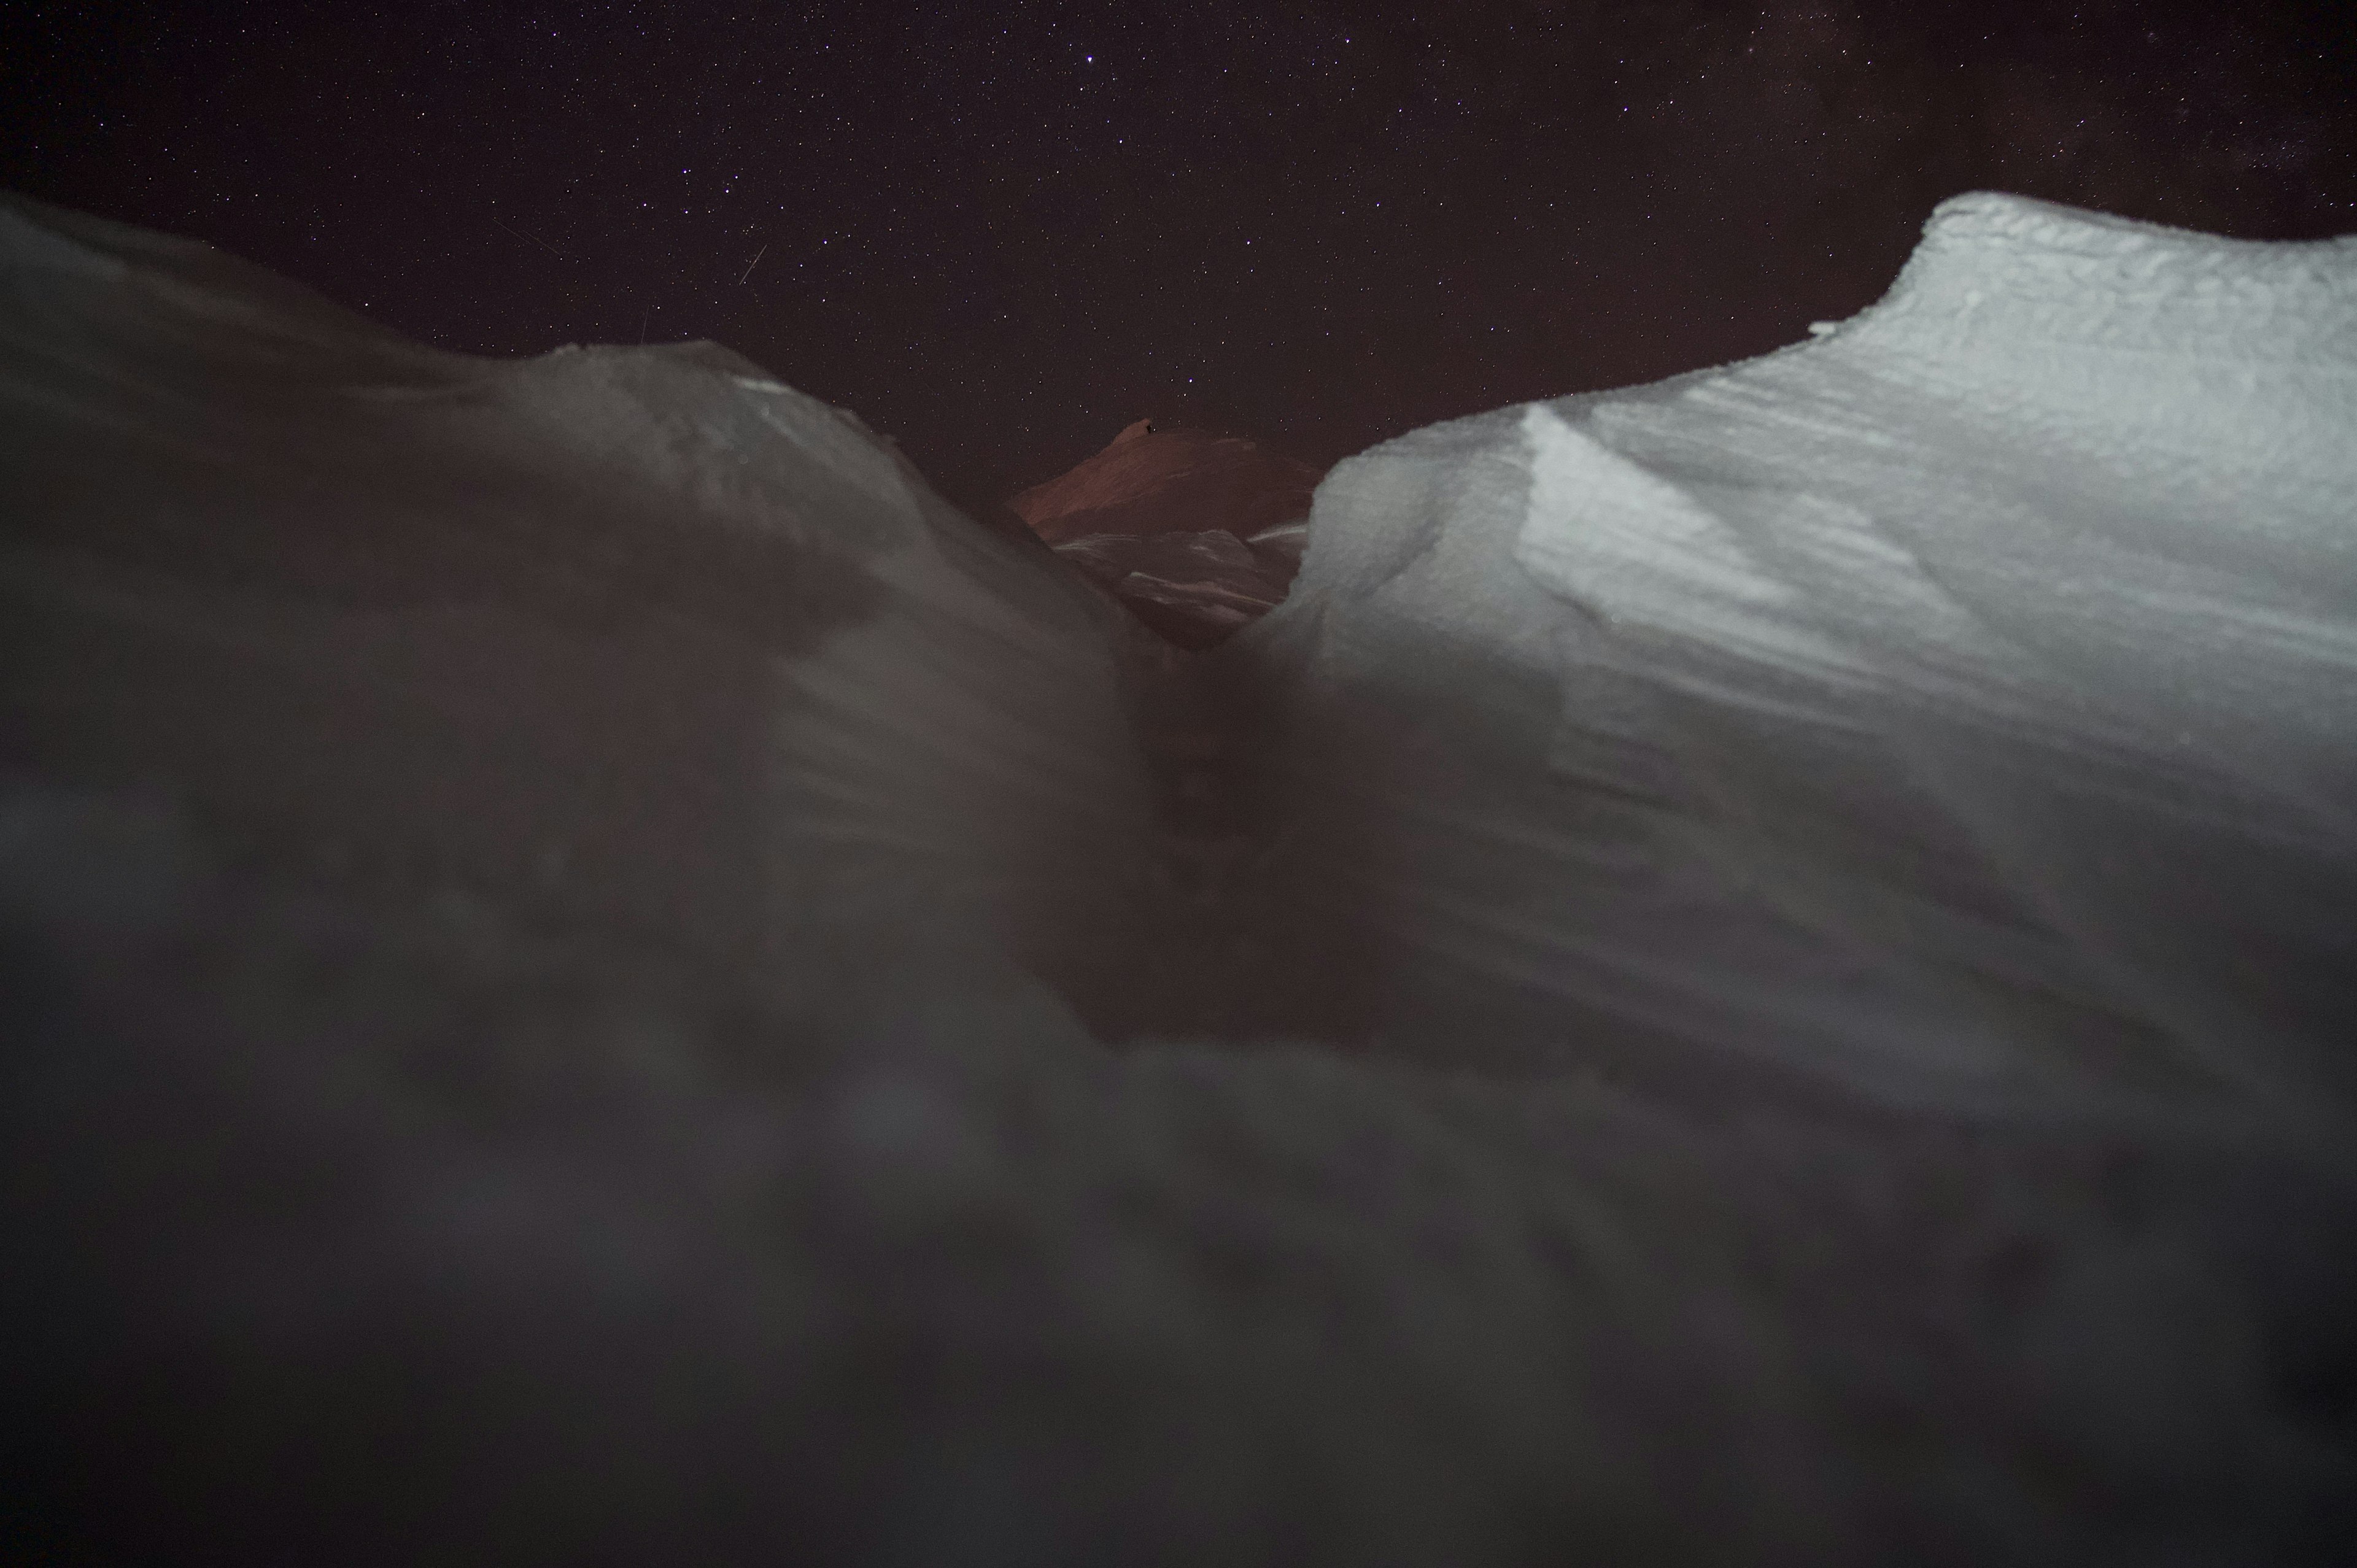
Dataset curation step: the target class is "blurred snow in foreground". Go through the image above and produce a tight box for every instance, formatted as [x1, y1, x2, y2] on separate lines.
[3, 190, 2353, 1564]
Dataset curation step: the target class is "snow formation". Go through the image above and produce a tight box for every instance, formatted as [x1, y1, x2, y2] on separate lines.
[4, 190, 2354, 1563]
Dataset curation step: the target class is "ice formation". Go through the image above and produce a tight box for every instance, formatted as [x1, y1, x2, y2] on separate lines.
[4, 190, 2354, 1563]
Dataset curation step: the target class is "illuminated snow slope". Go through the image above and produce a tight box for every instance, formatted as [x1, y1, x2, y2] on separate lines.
[0, 193, 1161, 1025]
[4, 191, 2355, 1564]
[1248, 193, 2357, 1147]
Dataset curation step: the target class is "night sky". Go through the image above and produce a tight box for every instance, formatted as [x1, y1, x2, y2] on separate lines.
[8, 1, 2353, 513]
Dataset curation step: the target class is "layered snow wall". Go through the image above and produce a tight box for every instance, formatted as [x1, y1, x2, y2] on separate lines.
[5, 191, 2356, 1564]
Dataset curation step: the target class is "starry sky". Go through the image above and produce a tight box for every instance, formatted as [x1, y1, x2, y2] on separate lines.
[8, 1, 2353, 512]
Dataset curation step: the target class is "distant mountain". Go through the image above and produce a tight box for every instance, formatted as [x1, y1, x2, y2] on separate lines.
[1007, 419, 1322, 647]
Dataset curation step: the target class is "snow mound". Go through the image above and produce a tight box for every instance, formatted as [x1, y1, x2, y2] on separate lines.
[1251, 193, 2357, 1151]
[1007, 422, 1320, 546]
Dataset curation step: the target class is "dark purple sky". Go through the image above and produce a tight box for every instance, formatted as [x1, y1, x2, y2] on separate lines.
[9, 1, 2351, 512]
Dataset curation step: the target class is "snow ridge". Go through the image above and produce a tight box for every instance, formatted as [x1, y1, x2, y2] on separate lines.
[1257, 192, 2357, 1146]
[8, 188, 2357, 1565]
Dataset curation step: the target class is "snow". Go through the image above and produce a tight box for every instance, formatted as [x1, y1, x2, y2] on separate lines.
[5, 188, 2356, 1561]
[1055, 526, 1297, 646]
[1244, 516, 1311, 565]
[1250, 193, 2357, 1146]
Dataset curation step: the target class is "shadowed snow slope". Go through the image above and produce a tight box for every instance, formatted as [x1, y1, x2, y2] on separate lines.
[1055, 525, 1296, 648]
[1239, 194, 2357, 1146]
[4, 191, 2355, 1565]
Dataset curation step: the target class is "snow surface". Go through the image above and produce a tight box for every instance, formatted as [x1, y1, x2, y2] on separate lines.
[1006, 419, 1319, 645]
[4, 190, 2356, 1563]
[1246, 193, 2357, 1147]
[1006, 422, 1319, 546]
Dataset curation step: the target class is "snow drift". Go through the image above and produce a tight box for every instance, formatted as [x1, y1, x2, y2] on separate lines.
[1244, 193, 2357, 1143]
[4, 190, 2355, 1564]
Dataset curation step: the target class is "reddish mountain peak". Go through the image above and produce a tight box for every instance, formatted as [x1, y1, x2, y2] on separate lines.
[1006, 422, 1322, 547]
[1005, 420, 1325, 649]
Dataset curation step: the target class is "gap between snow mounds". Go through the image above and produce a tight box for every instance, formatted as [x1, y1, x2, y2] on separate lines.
[0, 190, 1167, 1047]
[1004, 419, 1323, 649]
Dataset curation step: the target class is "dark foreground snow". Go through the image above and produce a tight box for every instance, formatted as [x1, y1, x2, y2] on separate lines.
[3, 191, 2353, 1563]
